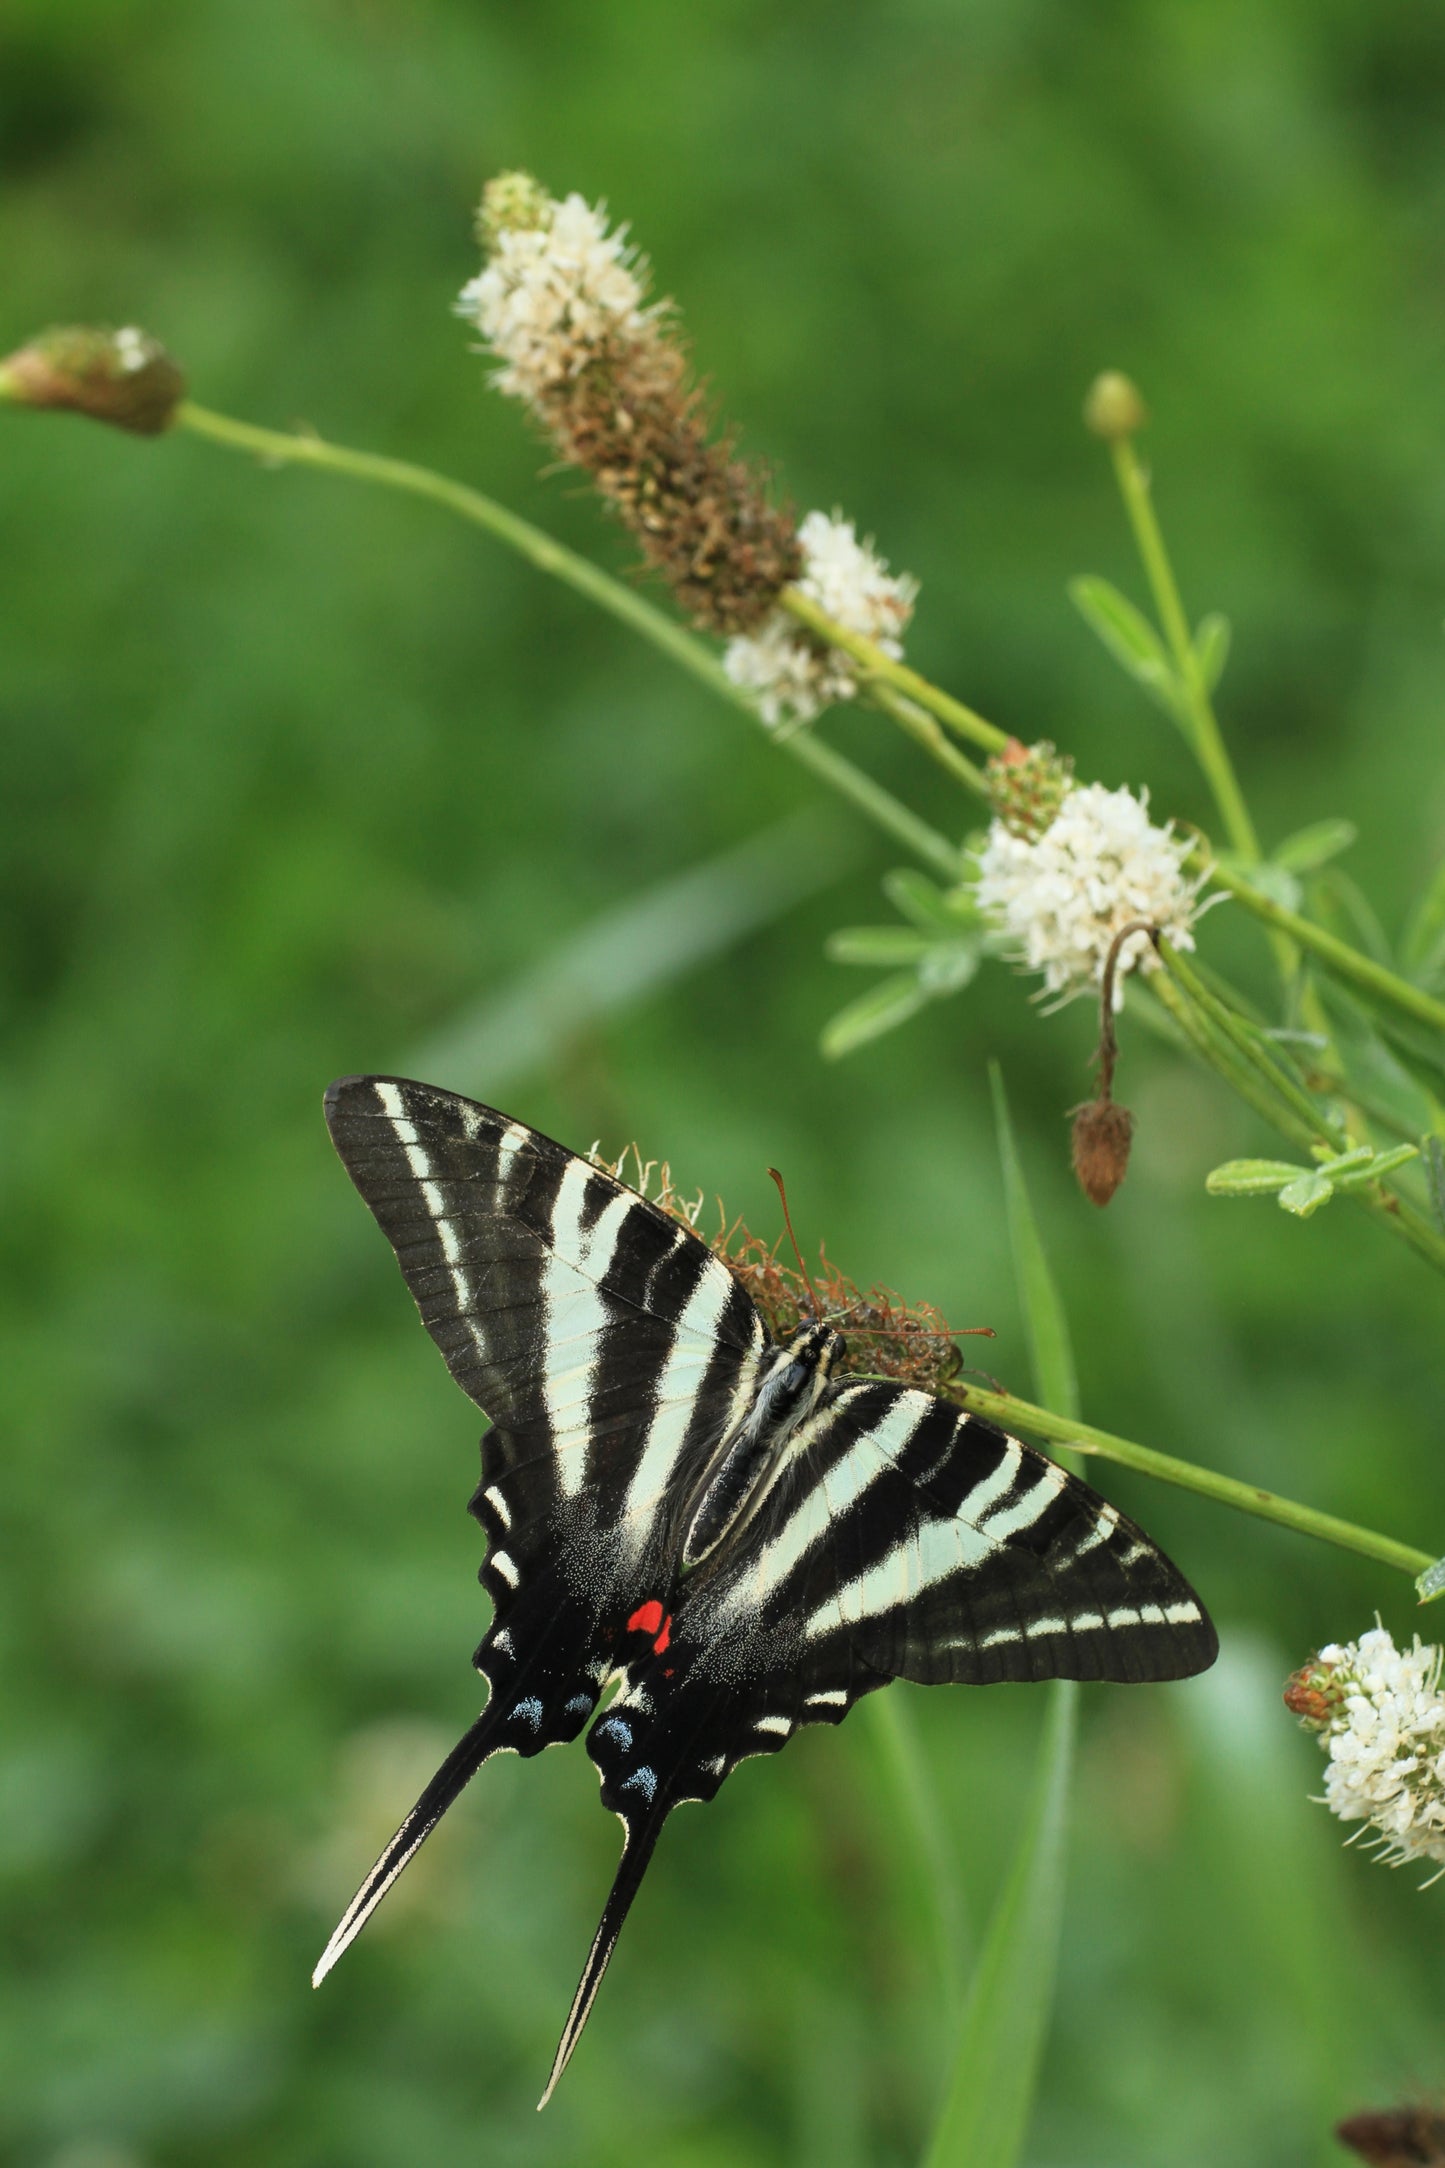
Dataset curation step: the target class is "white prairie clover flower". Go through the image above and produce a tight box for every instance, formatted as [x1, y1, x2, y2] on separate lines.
[458, 188, 653, 407]
[974, 780, 1202, 1007]
[723, 511, 918, 729]
[1286, 1627, 1445, 1878]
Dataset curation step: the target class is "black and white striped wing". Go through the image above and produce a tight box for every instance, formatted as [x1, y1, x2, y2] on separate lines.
[316, 1075, 764, 1986]
[546, 1380, 1214, 2099]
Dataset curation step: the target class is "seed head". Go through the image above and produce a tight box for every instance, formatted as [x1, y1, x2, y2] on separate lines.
[2, 324, 185, 435]
[984, 737, 1075, 841]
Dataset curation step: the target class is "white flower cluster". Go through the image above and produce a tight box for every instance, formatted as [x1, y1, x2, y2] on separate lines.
[1304, 1627, 1445, 1876]
[974, 780, 1202, 1007]
[458, 192, 651, 407]
[723, 511, 918, 730]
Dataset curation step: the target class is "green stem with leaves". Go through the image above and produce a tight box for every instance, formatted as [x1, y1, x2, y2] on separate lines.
[175, 403, 964, 881]
[1203, 853, 1445, 1037]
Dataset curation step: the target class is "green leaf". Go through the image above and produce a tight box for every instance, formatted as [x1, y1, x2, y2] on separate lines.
[918, 940, 981, 996]
[1272, 819, 1357, 874]
[1216, 855, 1303, 914]
[1277, 1171, 1335, 1217]
[1417, 1555, 1445, 1604]
[883, 867, 968, 932]
[825, 925, 935, 967]
[1314, 868, 1393, 965]
[1068, 575, 1179, 710]
[820, 972, 933, 1058]
[1311, 1144, 1375, 1177]
[1401, 855, 1445, 985]
[989, 1064, 1079, 1422]
[1204, 1159, 1304, 1196]
[1193, 610, 1231, 692]
[922, 1680, 1078, 2168]
[1328, 1142, 1420, 1189]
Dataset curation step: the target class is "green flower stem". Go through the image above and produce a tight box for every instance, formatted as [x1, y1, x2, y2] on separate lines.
[174, 402, 964, 882]
[1203, 852, 1445, 1038]
[951, 1382, 1434, 1583]
[866, 681, 991, 801]
[1109, 438, 1260, 864]
[779, 586, 1011, 759]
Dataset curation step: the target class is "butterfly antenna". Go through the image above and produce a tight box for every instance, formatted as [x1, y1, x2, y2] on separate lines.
[767, 1165, 824, 1320]
[312, 1705, 500, 1989]
[538, 1809, 668, 2109]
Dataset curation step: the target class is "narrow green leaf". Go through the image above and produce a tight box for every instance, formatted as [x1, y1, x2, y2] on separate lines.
[988, 1064, 1080, 1421]
[1272, 819, 1357, 874]
[1193, 610, 1232, 691]
[922, 1681, 1078, 2168]
[1314, 868, 1393, 965]
[1277, 1171, 1335, 1217]
[820, 972, 932, 1059]
[826, 925, 935, 967]
[884, 868, 967, 932]
[1068, 575, 1178, 708]
[1312, 1144, 1375, 1177]
[1401, 855, 1445, 981]
[1417, 1556, 1445, 1604]
[1330, 1143, 1420, 1188]
[1426, 1137, 1445, 1234]
[918, 941, 981, 996]
[1204, 1159, 1303, 1196]
[1216, 855, 1303, 914]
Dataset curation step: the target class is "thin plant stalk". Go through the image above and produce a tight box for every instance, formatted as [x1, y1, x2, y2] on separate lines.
[780, 586, 1010, 759]
[950, 1380, 1433, 1583]
[175, 403, 964, 881]
[1108, 437, 1260, 863]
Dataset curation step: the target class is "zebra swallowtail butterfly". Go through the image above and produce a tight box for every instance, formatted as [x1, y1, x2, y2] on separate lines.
[315, 1075, 1216, 2103]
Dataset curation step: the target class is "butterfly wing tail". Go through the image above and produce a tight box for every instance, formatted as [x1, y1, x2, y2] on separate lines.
[312, 1705, 500, 1988]
[537, 1805, 668, 2110]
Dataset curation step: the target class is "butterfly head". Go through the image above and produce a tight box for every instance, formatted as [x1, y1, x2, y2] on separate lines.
[780, 1318, 848, 1397]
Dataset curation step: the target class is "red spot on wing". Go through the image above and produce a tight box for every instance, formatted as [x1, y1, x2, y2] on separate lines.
[627, 1599, 665, 1638]
[653, 1614, 672, 1657]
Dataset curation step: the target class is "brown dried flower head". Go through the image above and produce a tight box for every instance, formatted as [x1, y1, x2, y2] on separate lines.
[2, 324, 185, 435]
[1069, 1097, 1134, 1207]
[1336, 2105, 1445, 2166]
[590, 1142, 972, 1398]
[459, 174, 801, 635]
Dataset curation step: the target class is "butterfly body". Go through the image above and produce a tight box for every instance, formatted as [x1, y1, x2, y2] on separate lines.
[316, 1075, 1217, 2102]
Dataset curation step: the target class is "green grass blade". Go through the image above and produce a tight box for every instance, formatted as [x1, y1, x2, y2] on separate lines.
[988, 1062, 1080, 1422]
[918, 1066, 1084, 2168]
[921, 1679, 1078, 2168]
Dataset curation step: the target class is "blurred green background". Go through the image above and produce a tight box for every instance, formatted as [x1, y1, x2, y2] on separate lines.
[5, 2, 1445, 2162]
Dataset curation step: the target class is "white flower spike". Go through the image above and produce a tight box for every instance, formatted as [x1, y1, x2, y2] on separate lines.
[974, 780, 1203, 1008]
[1287, 1626, 1445, 1880]
[723, 511, 918, 730]
[458, 191, 652, 409]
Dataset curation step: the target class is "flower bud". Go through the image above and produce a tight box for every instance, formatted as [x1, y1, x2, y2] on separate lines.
[1083, 371, 1147, 443]
[1069, 1097, 1134, 1207]
[983, 737, 1074, 842]
[1, 324, 185, 435]
[475, 170, 553, 251]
